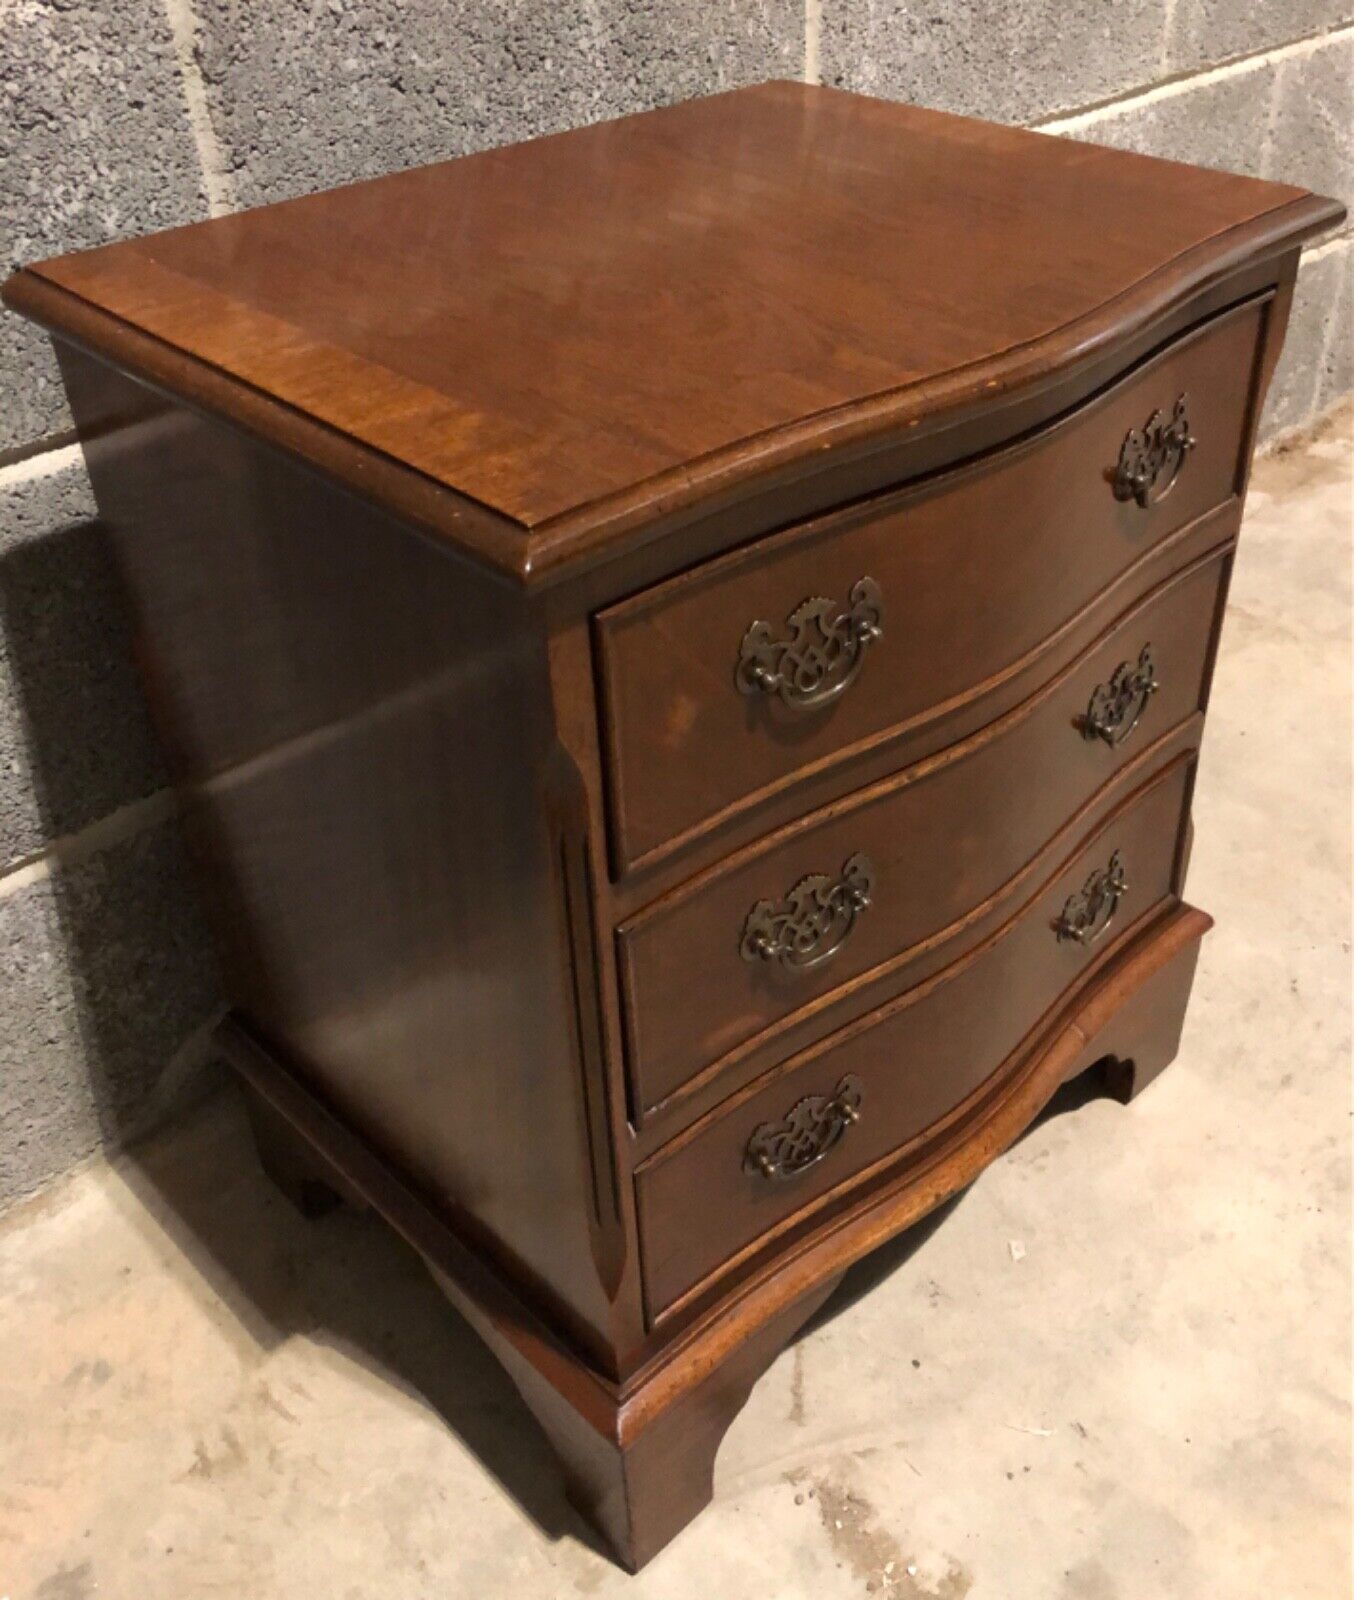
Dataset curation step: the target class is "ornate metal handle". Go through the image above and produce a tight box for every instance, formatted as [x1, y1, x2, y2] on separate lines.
[740, 854, 875, 972]
[1113, 395, 1196, 508]
[1082, 645, 1158, 747]
[1055, 850, 1128, 945]
[736, 577, 883, 711]
[745, 1075, 863, 1182]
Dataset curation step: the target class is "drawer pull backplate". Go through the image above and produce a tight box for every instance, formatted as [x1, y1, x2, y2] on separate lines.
[736, 576, 883, 710]
[1083, 645, 1158, 746]
[1056, 850, 1128, 946]
[740, 853, 876, 971]
[745, 1075, 864, 1182]
[1113, 394, 1196, 507]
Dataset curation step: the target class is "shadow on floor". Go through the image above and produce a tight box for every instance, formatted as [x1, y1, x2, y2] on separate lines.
[108, 1051, 1117, 1561]
[122, 1057, 1120, 1541]
[1, 494, 599, 1551]
[115, 1084, 606, 1558]
[797, 1063, 1113, 1339]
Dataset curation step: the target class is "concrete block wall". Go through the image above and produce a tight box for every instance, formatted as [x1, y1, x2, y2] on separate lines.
[817, 8, 1353, 431]
[1, 2, 1348, 1211]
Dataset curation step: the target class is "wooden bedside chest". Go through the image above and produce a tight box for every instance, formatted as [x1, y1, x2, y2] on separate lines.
[6, 82, 1341, 1570]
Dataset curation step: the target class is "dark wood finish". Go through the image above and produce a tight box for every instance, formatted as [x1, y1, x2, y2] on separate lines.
[598, 296, 1262, 870]
[624, 713, 1206, 1165]
[619, 549, 1227, 1118]
[604, 492, 1242, 904]
[3, 83, 1341, 586]
[5, 82, 1336, 1570]
[219, 1012, 847, 1573]
[1088, 938, 1207, 1105]
[636, 752, 1192, 1320]
[49, 343, 644, 1374]
[218, 899, 1212, 1571]
[491, 1267, 846, 1572]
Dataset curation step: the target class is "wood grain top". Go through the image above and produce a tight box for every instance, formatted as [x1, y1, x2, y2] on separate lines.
[5, 81, 1341, 582]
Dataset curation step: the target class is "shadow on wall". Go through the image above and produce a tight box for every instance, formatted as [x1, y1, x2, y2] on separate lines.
[0, 469, 605, 1554]
[0, 464, 224, 1207]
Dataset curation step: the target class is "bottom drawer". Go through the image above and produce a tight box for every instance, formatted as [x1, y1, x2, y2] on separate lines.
[636, 752, 1193, 1322]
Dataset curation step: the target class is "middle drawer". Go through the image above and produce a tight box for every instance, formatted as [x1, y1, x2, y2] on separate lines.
[618, 547, 1227, 1123]
[635, 749, 1194, 1323]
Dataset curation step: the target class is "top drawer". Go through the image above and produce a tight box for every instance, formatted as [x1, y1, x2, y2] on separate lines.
[596, 296, 1264, 871]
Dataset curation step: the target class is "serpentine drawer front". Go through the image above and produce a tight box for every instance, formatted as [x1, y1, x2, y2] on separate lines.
[618, 549, 1228, 1122]
[7, 81, 1339, 1572]
[635, 753, 1194, 1320]
[597, 296, 1263, 872]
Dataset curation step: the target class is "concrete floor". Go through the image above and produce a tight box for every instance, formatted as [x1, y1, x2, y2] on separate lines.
[1, 415, 1350, 1600]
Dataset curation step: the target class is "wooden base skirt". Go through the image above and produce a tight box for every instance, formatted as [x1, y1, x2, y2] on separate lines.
[225, 904, 1209, 1571]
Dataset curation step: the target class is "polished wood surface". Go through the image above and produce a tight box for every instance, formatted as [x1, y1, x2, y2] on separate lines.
[3, 83, 1340, 584]
[54, 343, 639, 1372]
[7, 81, 1330, 1570]
[619, 550, 1227, 1120]
[605, 491, 1242, 906]
[221, 903, 1214, 1572]
[598, 295, 1261, 868]
[623, 713, 1206, 1170]
[636, 753, 1193, 1319]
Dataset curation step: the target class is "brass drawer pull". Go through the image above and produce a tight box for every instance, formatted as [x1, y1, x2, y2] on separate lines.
[1056, 850, 1128, 945]
[736, 576, 883, 710]
[740, 853, 875, 971]
[745, 1075, 863, 1182]
[1082, 645, 1158, 746]
[1113, 394, 1196, 507]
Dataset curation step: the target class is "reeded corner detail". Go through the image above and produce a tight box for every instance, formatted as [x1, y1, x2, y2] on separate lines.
[744, 1075, 864, 1182]
[1113, 395, 1196, 507]
[735, 577, 884, 710]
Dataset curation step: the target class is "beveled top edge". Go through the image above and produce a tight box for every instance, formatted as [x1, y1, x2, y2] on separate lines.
[2, 265, 532, 582]
[6, 191, 1337, 593]
[524, 191, 1343, 579]
[3, 80, 1344, 589]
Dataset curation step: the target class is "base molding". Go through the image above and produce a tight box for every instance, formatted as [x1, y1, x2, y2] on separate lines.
[221, 901, 1211, 1570]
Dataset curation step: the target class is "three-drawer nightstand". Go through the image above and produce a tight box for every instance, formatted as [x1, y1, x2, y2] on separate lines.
[5, 81, 1342, 1571]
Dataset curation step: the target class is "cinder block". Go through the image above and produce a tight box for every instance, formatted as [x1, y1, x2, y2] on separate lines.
[1314, 240, 1354, 417]
[821, 6, 1353, 201]
[0, 0, 207, 452]
[0, 455, 167, 873]
[1165, 3, 1352, 76]
[1262, 240, 1354, 438]
[0, 820, 222, 1211]
[1050, 36, 1352, 199]
[820, 1, 1166, 126]
[1052, 36, 1352, 435]
[1268, 34, 1354, 210]
[1051, 63, 1273, 177]
[193, 0, 804, 207]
